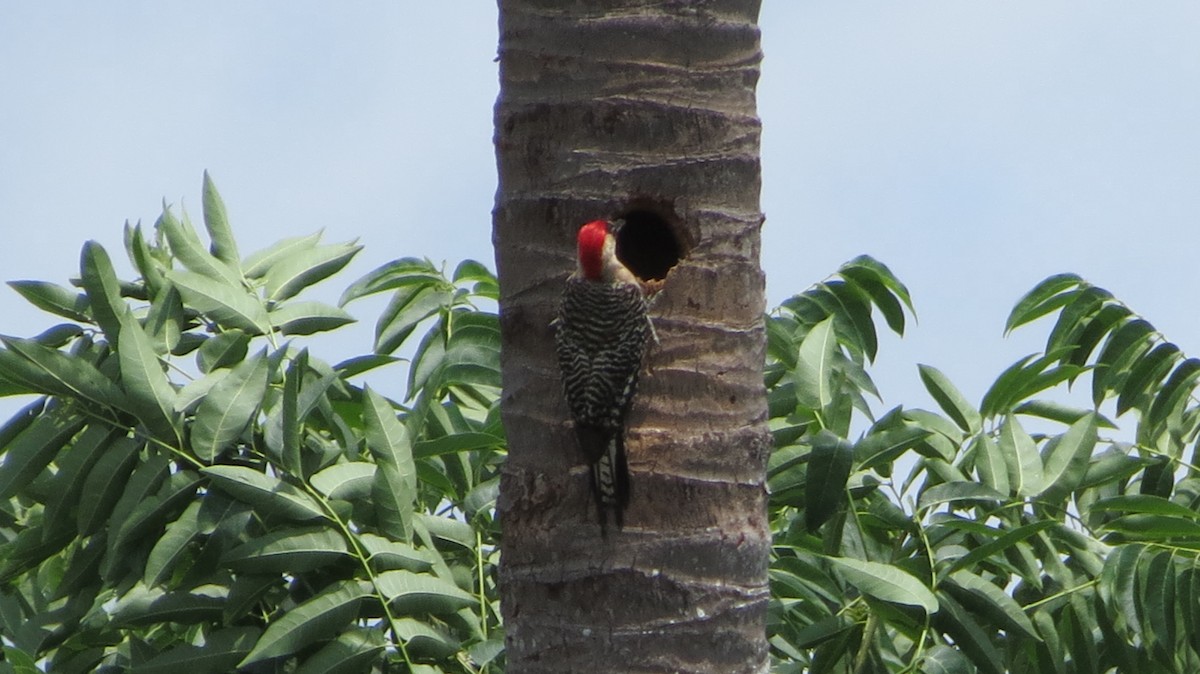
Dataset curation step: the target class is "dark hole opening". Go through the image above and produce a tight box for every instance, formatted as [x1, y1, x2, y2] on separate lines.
[614, 210, 682, 281]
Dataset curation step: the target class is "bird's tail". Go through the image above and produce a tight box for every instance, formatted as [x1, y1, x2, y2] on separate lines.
[591, 432, 631, 532]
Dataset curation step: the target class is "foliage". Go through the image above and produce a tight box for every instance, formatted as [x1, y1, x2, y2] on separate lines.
[4, 178, 1200, 673]
[0, 175, 503, 673]
[767, 263, 1200, 673]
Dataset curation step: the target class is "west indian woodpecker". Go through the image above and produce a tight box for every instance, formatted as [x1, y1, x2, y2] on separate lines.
[552, 219, 653, 531]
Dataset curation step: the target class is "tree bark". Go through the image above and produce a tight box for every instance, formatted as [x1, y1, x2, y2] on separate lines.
[493, 2, 770, 672]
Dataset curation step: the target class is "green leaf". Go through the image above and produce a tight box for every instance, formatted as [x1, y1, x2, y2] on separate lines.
[144, 500, 203, 587]
[934, 591, 1005, 674]
[294, 627, 385, 674]
[42, 424, 118, 533]
[1092, 318, 1154, 405]
[916, 482, 1005, 513]
[201, 170, 241, 269]
[135, 626, 259, 674]
[358, 533, 433, 572]
[1045, 286, 1111, 357]
[392, 618, 459, 660]
[159, 203, 241, 285]
[0, 408, 85, 500]
[805, 432, 853, 532]
[838, 263, 907, 335]
[333, 354, 402, 379]
[1039, 412, 1098, 499]
[1116, 342, 1180, 416]
[1005, 273, 1084, 334]
[79, 240, 126, 347]
[918, 364, 981, 434]
[1013, 399, 1115, 428]
[196, 330, 250, 373]
[77, 436, 142, 535]
[1147, 357, 1200, 432]
[279, 349, 304, 474]
[793, 316, 836, 410]
[310, 462, 376, 501]
[191, 348, 269, 462]
[825, 556, 938, 612]
[945, 520, 1057, 577]
[823, 280, 877, 362]
[222, 526, 351, 573]
[1089, 494, 1200, 519]
[7, 280, 90, 322]
[243, 231, 323, 278]
[264, 242, 362, 301]
[110, 583, 225, 627]
[202, 465, 327, 521]
[373, 570, 476, 614]
[166, 269, 270, 335]
[269, 301, 356, 336]
[999, 414, 1044, 497]
[970, 433, 1010, 496]
[126, 220, 166, 296]
[339, 257, 446, 306]
[1, 336, 130, 412]
[921, 644, 975, 674]
[118, 310, 181, 444]
[945, 569, 1039, 639]
[374, 284, 454, 355]
[363, 386, 416, 541]
[239, 580, 367, 667]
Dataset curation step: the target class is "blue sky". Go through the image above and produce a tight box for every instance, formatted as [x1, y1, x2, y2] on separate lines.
[2, 3, 1198, 424]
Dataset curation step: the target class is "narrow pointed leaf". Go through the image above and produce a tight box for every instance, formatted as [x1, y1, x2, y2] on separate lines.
[1039, 412, 1097, 500]
[243, 231, 323, 279]
[363, 386, 416, 541]
[374, 284, 453, 355]
[202, 465, 326, 521]
[0, 408, 85, 500]
[1147, 358, 1200, 432]
[239, 580, 367, 667]
[270, 301, 356, 336]
[159, 204, 240, 285]
[294, 627, 385, 674]
[826, 556, 937, 612]
[838, 264, 907, 334]
[118, 310, 181, 444]
[135, 627, 259, 674]
[1005, 273, 1084, 334]
[793, 316, 836, 410]
[222, 526, 350, 573]
[918, 364, 981, 434]
[79, 240, 126, 347]
[201, 170, 240, 268]
[1, 337, 129, 412]
[196, 330, 250, 373]
[805, 432, 852, 532]
[339, 257, 445, 306]
[310, 462, 376, 501]
[999, 414, 1044, 497]
[191, 349, 268, 462]
[971, 433, 1010, 495]
[7, 281, 90, 322]
[166, 270, 269, 335]
[77, 437, 141, 535]
[1092, 318, 1154, 404]
[945, 569, 1038, 639]
[264, 242, 362, 301]
[373, 570, 475, 614]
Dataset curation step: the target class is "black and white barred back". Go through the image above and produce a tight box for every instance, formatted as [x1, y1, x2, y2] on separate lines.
[553, 277, 650, 528]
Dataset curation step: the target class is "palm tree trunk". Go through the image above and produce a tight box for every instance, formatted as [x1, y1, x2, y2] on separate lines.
[493, 2, 770, 672]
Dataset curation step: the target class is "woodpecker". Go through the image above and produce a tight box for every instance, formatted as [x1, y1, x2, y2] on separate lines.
[552, 219, 652, 531]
